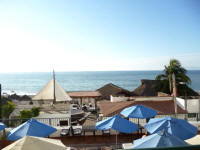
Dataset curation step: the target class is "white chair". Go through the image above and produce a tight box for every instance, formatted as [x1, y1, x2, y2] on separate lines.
[122, 143, 133, 149]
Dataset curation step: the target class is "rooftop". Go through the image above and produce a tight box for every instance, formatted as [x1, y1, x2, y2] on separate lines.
[97, 83, 132, 99]
[98, 99, 187, 117]
[68, 91, 101, 98]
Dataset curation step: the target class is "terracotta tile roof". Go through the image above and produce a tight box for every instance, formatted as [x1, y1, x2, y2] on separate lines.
[68, 91, 101, 98]
[134, 100, 187, 115]
[97, 100, 135, 116]
[97, 100, 187, 117]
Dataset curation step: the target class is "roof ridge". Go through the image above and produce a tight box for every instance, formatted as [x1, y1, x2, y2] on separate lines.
[108, 83, 130, 92]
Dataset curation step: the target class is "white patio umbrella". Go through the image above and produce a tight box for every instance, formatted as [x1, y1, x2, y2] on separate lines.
[185, 135, 200, 145]
[3, 136, 67, 150]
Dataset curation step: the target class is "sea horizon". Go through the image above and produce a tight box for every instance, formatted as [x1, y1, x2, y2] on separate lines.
[0, 70, 200, 95]
[0, 69, 200, 73]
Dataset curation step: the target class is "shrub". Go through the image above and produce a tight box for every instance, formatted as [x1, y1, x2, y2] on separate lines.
[31, 107, 40, 117]
[1, 101, 15, 119]
[19, 107, 40, 119]
[19, 110, 33, 119]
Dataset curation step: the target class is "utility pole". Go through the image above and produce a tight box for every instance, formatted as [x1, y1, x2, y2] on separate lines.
[172, 73, 177, 117]
[185, 90, 188, 120]
[180, 82, 187, 120]
[53, 70, 56, 104]
[183, 83, 187, 120]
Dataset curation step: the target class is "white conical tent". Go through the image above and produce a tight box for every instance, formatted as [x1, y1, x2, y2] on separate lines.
[32, 78, 72, 102]
[3, 136, 67, 150]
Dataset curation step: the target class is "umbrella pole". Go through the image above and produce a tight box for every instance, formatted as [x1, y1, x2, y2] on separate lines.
[138, 119, 139, 135]
[116, 132, 118, 149]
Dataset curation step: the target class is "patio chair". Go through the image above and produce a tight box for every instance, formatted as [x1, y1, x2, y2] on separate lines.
[60, 126, 70, 136]
[102, 129, 110, 135]
[122, 143, 133, 149]
[71, 126, 82, 136]
[60, 129, 70, 136]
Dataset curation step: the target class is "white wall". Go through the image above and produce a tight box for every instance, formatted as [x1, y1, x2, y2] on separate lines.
[176, 97, 185, 110]
[176, 98, 200, 113]
[187, 99, 200, 113]
[110, 95, 129, 102]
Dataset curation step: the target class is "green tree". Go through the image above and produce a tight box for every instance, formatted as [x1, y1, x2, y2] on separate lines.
[1, 101, 15, 119]
[155, 59, 191, 95]
[19, 107, 40, 119]
[19, 110, 33, 119]
[31, 107, 40, 117]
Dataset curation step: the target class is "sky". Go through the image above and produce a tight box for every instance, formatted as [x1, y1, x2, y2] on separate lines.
[0, 0, 199, 72]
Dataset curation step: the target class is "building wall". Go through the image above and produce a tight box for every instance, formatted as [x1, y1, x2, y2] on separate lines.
[187, 99, 200, 113]
[176, 97, 200, 113]
[71, 97, 96, 107]
[110, 95, 129, 102]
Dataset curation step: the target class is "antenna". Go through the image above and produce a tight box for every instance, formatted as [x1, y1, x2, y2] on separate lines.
[53, 69, 55, 79]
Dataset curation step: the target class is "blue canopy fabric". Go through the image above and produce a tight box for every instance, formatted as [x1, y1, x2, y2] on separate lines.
[120, 104, 157, 119]
[133, 130, 188, 149]
[96, 115, 139, 133]
[0, 122, 6, 131]
[144, 116, 198, 140]
[7, 118, 57, 141]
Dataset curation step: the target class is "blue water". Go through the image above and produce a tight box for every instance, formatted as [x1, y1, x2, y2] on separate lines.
[0, 71, 199, 95]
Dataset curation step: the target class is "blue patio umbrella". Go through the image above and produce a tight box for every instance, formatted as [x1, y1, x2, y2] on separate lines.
[96, 115, 139, 133]
[96, 115, 139, 148]
[120, 104, 157, 119]
[144, 116, 198, 140]
[120, 104, 157, 134]
[7, 118, 57, 141]
[133, 130, 188, 149]
[0, 122, 6, 131]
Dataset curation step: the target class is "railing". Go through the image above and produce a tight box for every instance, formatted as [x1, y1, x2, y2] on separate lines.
[1, 113, 200, 128]
[103, 113, 200, 125]
[0, 118, 70, 127]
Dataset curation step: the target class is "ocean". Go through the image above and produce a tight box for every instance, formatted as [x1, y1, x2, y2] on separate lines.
[0, 71, 199, 95]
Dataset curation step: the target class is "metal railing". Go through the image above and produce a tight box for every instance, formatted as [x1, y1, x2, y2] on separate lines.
[102, 113, 200, 125]
[0, 118, 70, 127]
[1, 113, 200, 128]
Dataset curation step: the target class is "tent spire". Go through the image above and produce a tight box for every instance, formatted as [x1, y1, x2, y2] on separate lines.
[32, 70, 72, 102]
[53, 70, 56, 104]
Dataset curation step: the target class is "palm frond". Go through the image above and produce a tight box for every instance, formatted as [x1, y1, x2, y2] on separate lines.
[155, 59, 192, 95]
[155, 74, 167, 80]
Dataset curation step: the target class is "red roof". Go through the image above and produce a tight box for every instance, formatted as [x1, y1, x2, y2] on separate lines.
[97, 100, 187, 117]
[68, 91, 101, 98]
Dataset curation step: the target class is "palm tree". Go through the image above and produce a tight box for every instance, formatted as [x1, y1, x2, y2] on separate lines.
[155, 59, 191, 95]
